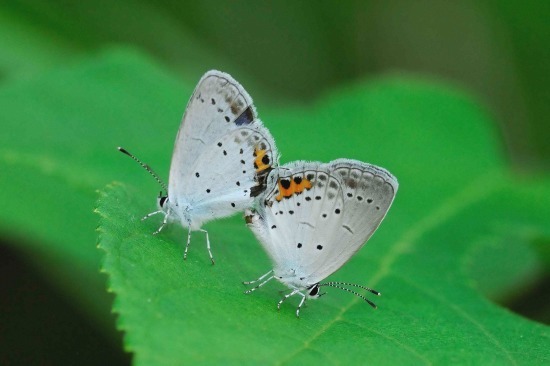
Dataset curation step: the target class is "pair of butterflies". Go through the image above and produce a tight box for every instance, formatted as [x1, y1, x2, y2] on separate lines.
[120, 70, 398, 317]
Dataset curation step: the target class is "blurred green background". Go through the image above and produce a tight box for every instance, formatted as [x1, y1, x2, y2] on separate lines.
[1, 1, 549, 364]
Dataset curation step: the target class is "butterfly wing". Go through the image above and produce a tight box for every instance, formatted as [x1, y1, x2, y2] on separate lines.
[248, 161, 327, 272]
[169, 70, 262, 195]
[181, 125, 277, 222]
[248, 159, 397, 287]
[306, 159, 398, 283]
[168, 70, 278, 223]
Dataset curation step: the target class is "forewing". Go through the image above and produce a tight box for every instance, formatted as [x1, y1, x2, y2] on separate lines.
[168, 70, 259, 196]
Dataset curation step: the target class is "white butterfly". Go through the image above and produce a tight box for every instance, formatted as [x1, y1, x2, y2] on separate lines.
[119, 70, 278, 263]
[244, 159, 398, 316]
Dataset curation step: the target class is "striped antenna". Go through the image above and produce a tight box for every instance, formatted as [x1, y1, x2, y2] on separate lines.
[118, 147, 168, 193]
[319, 282, 380, 309]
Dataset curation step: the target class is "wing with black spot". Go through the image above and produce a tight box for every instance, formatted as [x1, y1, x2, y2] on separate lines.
[169, 70, 263, 196]
[247, 159, 397, 285]
[178, 126, 277, 223]
[167, 70, 278, 223]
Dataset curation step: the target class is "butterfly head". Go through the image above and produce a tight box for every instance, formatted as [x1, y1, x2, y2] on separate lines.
[306, 283, 326, 299]
[157, 191, 169, 211]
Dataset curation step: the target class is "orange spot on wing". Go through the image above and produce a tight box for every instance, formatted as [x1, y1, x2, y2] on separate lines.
[254, 148, 271, 172]
[275, 175, 313, 201]
[295, 179, 312, 193]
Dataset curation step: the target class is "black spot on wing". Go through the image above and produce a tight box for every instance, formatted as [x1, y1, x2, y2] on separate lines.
[234, 106, 254, 126]
[280, 179, 291, 189]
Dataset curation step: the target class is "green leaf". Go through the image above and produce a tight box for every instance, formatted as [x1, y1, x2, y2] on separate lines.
[96, 61, 550, 364]
[0, 48, 193, 336]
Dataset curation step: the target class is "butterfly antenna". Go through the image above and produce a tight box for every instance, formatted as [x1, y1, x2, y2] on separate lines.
[319, 282, 379, 309]
[118, 147, 168, 192]
[321, 282, 380, 295]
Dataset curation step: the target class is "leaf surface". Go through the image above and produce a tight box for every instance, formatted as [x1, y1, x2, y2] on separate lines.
[94, 59, 550, 364]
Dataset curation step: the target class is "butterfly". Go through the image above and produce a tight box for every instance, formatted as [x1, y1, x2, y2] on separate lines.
[243, 159, 398, 316]
[119, 70, 278, 264]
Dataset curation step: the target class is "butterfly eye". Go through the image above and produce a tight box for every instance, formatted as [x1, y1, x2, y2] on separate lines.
[308, 284, 320, 297]
[158, 196, 168, 208]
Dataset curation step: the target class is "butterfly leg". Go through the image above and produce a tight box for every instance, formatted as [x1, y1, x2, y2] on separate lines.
[200, 229, 215, 265]
[141, 210, 163, 221]
[244, 272, 274, 294]
[243, 269, 273, 285]
[277, 288, 300, 312]
[152, 208, 170, 235]
[296, 293, 307, 318]
[183, 227, 192, 260]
